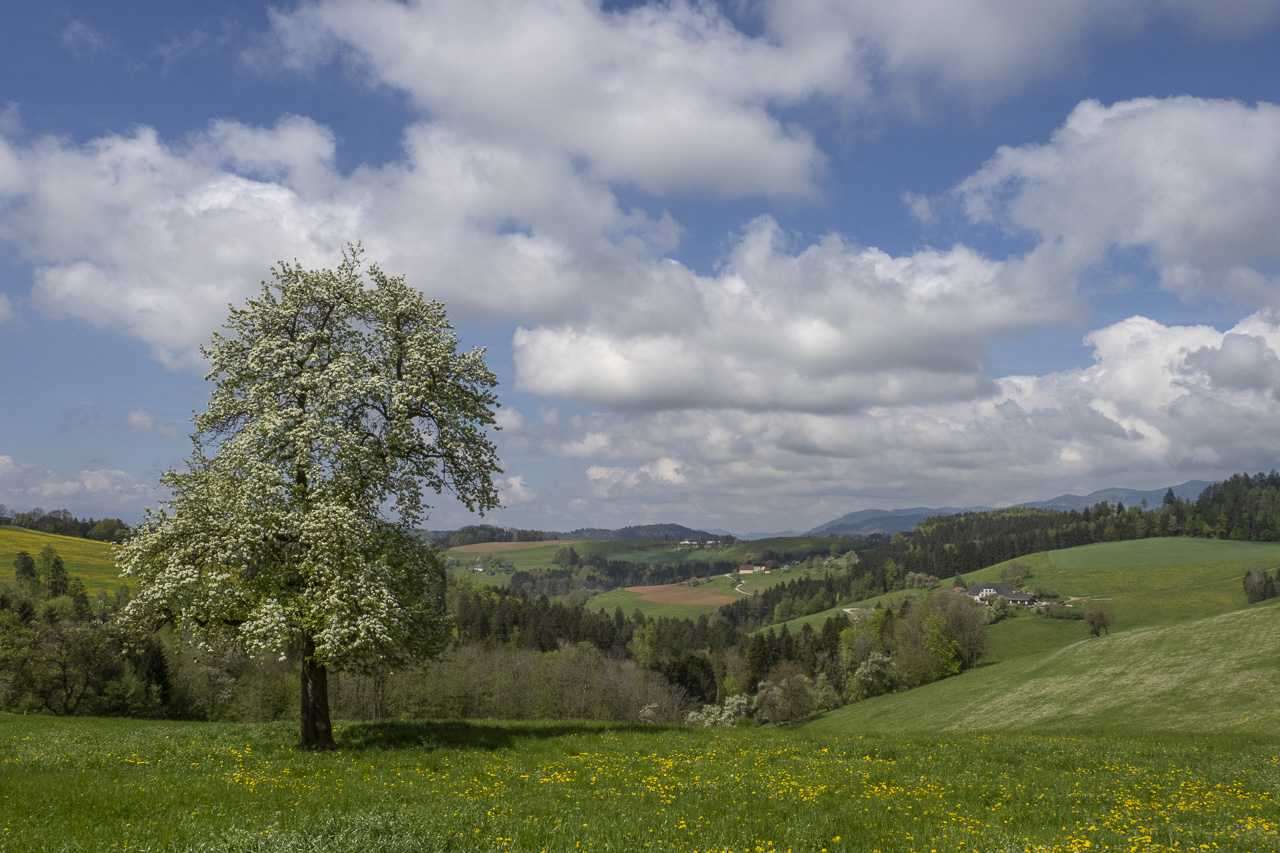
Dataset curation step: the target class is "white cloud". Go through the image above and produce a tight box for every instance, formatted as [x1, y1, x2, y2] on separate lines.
[267, 0, 836, 197]
[514, 216, 1069, 412]
[492, 406, 525, 433]
[0, 120, 354, 367]
[532, 312, 1280, 527]
[0, 294, 13, 325]
[498, 474, 537, 505]
[760, 0, 1279, 106]
[0, 454, 157, 516]
[955, 97, 1280, 307]
[0, 118, 676, 367]
[61, 20, 111, 62]
[125, 408, 181, 439]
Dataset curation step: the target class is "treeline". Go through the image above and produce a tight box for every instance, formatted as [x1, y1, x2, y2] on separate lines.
[446, 575, 989, 716]
[2, 506, 131, 543]
[1194, 471, 1280, 541]
[435, 524, 560, 547]
[546, 546, 738, 590]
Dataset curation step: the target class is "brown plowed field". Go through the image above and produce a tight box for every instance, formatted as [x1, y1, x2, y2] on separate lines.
[449, 540, 581, 553]
[625, 583, 740, 607]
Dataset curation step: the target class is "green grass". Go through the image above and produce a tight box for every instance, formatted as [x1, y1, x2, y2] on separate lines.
[768, 588, 926, 635]
[8, 535, 1280, 851]
[583, 588, 723, 620]
[809, 597, 1280, 735]
[0, 527, 122, 594]
[1031, 538, 1278, 629]
[1048, 537, 1280, 569]
[734, 565, 825, 594]
[3, 714, 1277, 853]
[806, 538, 1280, 734]
[445, 542, 564, 572]
[575, 540, 719, 565]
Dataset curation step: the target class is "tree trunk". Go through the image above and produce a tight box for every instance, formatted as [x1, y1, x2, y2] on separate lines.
[299, 632, 336, 751]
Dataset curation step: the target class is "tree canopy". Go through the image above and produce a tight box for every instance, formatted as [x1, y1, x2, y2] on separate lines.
[120, 247, 502, 749]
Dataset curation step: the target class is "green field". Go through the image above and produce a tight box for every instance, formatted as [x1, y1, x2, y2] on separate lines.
[3, 714, 1276, 853]
[0, 526, 122, 594]
[807, 537, 1280, 734]
[583, 588, 725, 620]
[6, 536, 1280, 851]
[1048, 537, 1280, 569]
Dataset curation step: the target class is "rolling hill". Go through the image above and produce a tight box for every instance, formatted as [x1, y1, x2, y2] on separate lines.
[804, 537, 1280, 734]
[0, 526, 122, 594]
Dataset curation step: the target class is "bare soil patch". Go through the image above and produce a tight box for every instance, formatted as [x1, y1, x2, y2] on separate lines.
[625, 583, 741, 607]
[450, 540, 580, 553]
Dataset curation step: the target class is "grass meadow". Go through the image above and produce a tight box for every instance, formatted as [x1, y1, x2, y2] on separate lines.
[583, 588, 725, 620]
[0, 527, 121, 594]
[5, 713, 1277, 853]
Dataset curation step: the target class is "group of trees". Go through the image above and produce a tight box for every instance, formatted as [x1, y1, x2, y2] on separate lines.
[1, 547, 169, 717]
[1, 506, 130, 543]
[439, 525, 559, 547]
[1194, 472, 1280, 541]
[1244, 568, 1279, 603]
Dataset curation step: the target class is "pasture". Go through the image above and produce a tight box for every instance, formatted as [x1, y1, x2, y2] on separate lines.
[810, 586, 1280, 735]
[6, 536, 1280, 851]
[3, 714, 1277, 853]
[0, 527, 121, 594]
[584, 587, 727, 620]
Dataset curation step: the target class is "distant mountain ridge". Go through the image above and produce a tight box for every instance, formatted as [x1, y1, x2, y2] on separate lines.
[803, 480, 1217, 538]
[1014, 480, 1214, 512]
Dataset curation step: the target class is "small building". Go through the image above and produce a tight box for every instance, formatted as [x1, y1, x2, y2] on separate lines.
[967, 582, 1037, 606]
[967, 582, 1013, 602]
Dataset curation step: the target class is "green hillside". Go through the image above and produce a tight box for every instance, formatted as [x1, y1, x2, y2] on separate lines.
[807, 537, 1280, 734]
[0, 526, 122, 594]
[808, 598, 1280, 733]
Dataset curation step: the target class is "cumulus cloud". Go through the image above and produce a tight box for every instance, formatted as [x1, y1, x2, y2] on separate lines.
[0, 117, 677, 367]
[955, 97, 1280, 307]
[498, 474, 537, 505]
[532, 312, 1280, 525]
[0, 120, 354, 367]
[0, 454, 157, 515]
[514, 215, 1070, 412]
[61, 404, 182, 439]
[760, 0, 1279, 106]
[267, 0, 837, 197]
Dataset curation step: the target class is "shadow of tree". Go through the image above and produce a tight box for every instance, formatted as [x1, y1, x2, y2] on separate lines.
[335, 719, 669, 752]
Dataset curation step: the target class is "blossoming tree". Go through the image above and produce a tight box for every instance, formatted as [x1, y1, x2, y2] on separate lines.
[120, 247, 501, 749]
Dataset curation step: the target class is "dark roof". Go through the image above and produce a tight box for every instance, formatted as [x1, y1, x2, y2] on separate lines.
[968, 582, 1013, 596]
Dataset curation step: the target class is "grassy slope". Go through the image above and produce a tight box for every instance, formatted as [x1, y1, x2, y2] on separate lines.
[582, 588, 723, 620]
[0, 526, 121, 593]
[809, 538, 1280, 735]
[807, 599, 1280, 734]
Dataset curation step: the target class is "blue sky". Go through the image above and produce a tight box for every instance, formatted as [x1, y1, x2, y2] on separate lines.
[3, 1, 1280, 536]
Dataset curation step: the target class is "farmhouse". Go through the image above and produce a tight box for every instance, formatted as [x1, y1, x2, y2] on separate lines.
[968, 581, 1013, 601]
